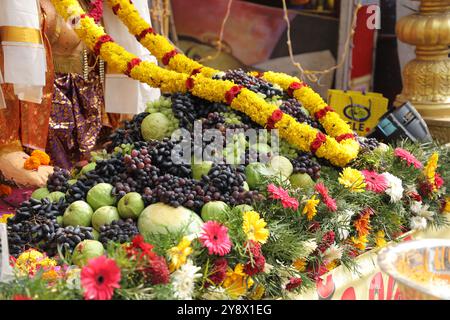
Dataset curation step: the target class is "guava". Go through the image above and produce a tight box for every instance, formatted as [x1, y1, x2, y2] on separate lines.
[63, 200, 93, 227]
[86, 183, 116, 211]
[71, 240, 105, 267]
[141, 113, 172, 141]
[201, 201, 230, 222]
[91, 206, 120, 231]
[118, 192, 145, 219]
[232, 204, 254, 215]
[242, 181, 250, 192]
[81, 162, 96, 175]
[138, 202, 203, 236]
[269, 155, 294, 177]
[244, 163, 276, 190]
[31, 187, 50, 200]
[192, 160, 213, 180]
[91, 229, 100, 241]
[290, 173, 315, 190]
[46, 191, 65, 203]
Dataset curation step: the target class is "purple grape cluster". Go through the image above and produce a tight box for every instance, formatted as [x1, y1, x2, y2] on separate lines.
[218, 69, 283, 98]
[292, 153, 321, 180]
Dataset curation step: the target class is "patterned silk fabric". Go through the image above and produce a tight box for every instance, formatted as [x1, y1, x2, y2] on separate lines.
[47, 72, 104, 169]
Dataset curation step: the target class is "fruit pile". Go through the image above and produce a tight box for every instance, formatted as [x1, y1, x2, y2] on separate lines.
[5, 71, 378, 260]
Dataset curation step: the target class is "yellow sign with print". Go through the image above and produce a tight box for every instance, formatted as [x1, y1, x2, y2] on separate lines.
[328, 90, 389, 136]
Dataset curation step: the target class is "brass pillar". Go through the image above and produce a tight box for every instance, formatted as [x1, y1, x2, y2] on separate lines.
[395, 0, 450, 140]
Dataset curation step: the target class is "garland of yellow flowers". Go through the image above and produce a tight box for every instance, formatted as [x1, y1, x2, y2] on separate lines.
[50, 0, 357, 166]
[105, 0, 359, 148]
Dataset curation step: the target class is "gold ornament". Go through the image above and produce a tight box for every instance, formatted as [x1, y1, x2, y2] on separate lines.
[395, 0, 450, 140]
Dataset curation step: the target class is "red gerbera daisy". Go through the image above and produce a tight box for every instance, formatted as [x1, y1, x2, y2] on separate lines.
[315, 183, 337, 212]
[361, 170, 388, 193]
[12, 294, 32, 300]
[208, 258, 228, 286]
[199, 221, 232, 256]
[80, 256, 121, 300]
[267, 184, 299, 210]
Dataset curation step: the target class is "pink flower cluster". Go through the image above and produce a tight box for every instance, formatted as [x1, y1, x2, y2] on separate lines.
[267, 184, 299, 210]
[361, 170, 388, 193]
[394, 148, 423, 169]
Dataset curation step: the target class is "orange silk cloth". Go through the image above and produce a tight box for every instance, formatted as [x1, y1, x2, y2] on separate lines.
[0, 30, 54, 151]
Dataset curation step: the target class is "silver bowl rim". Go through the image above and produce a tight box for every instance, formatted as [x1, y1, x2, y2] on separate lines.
[377, 239, 450, 300]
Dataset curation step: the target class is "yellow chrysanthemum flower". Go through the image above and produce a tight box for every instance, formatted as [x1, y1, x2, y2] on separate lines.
[0, 214, 14, 224]
[302, 195, 320, 221]
[249, 284, 266, 300]
[351, 235, 368, 251]
[423, 152, 439, 189]
[167, 236, 193, 272]
[223, 264, 254, 299]
[338, 167, 366, 192]
[375, 230, 387, 248]
[444, 197, 450, 213]
[242, 211, 269, 244]
[293, 258, 307, 272]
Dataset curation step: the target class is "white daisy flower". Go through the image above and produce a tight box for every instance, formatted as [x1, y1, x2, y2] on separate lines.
[171, 260, 202, 300]
[410, 216, 427, 230]
[382, 172, 404, 203]
[322, 243, 343, 262]
[411, 202, 434, 221]
[299, 239, 317, 258]
[335, 209, 355, 240]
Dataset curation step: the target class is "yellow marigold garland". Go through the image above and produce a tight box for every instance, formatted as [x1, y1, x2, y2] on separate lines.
[51, 0, 357, 166]
[106, 0, 358, 144]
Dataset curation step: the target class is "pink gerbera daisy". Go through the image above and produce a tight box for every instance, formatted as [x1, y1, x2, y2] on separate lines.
[80, 256, 121, 300]
[268, 184, 299, 210]
[281, 197, 299, 210]
[394, 148, 423, 169]
[314, 183, 337, 212]
[199, 221, 232, 256]
[361, 170, 388, 193]
[267, 184, 290, 200]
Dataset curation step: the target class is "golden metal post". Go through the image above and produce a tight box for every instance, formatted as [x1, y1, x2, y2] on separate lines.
[395, 0, 450, 141]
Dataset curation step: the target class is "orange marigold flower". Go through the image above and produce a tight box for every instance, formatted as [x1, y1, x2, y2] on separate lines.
[0, 184, 12, 197]
[354, 209, 373, 237]
[24, 156, 41, 170]
[31, 150, 50, 165]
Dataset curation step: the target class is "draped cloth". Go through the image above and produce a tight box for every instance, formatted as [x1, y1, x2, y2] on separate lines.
[0, 1, 53, 152]
[0, 0, 47, 103]
[103, 0, 160, 114]
[46, 72, 104, 169]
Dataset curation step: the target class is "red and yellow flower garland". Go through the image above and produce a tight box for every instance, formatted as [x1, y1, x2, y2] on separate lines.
[105, 0, 359, 158]
[50, 0, 357, 166]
